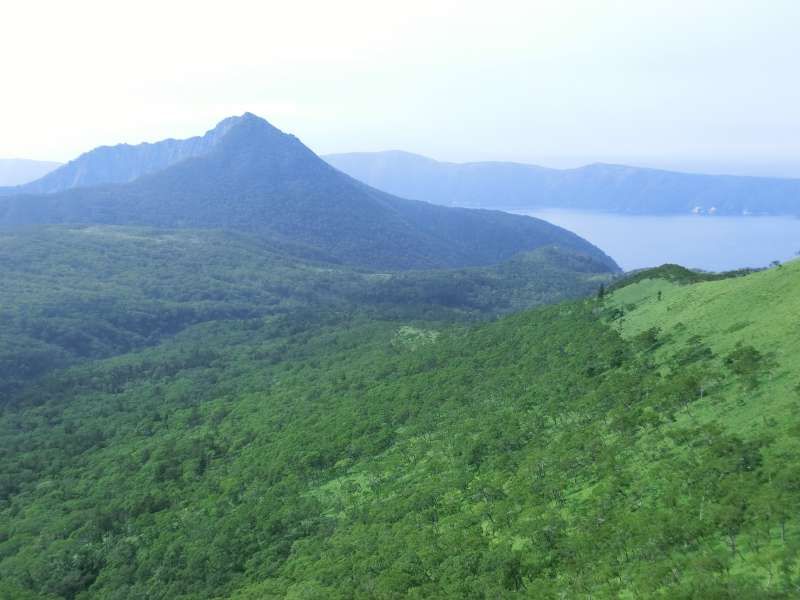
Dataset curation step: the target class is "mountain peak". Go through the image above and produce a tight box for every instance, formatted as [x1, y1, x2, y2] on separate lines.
[219, 112, 281, 132]
[0, 115, 618, 272]
[211, 113, 292, 147]
[214, 111, 264, 129]
[4, 113, 290, 196]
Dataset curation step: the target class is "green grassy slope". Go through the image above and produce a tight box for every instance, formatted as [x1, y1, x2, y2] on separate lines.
[610, 259, 800, 431]
[1, 263, 799, 598]
[612, 259, 799, 345]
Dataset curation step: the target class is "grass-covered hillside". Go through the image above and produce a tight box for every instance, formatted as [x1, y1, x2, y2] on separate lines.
[610, 259, 800, 448]
[1, 260, 798, 598]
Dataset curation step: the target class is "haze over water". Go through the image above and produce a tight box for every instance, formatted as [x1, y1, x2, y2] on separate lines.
[516, 209, 800, 272]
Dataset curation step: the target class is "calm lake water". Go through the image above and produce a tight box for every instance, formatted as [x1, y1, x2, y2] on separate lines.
[514, 209, 800, 272]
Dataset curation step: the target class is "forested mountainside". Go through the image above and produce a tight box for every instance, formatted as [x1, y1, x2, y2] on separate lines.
[325, 150, 800, 215]
[0, 225, 613, 395]
[0, 115, 617, 272]
[0, 159, 60, 187]
[2, 258, 798, 599]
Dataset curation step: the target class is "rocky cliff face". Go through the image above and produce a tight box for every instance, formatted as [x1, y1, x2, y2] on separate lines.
[2, 115, 243, 195]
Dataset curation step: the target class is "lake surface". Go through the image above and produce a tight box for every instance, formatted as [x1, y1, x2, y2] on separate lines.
[513, 209, 800, 272]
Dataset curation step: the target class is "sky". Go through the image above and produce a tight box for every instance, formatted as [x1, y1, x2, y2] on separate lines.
[2, 0, 800, 176]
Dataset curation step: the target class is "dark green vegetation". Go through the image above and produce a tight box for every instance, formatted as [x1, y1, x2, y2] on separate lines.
[325, 150, 800, 215]
[610, 263, 761, 291]
[2, 257, 799, 598]
[0, 225, 611, 396]
[0, 115, 617, 272]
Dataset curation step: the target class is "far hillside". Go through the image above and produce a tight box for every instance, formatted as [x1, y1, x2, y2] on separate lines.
[0, 225, 614, 393]
[325, 150, 800, 216]
[0, 114, 618, 273]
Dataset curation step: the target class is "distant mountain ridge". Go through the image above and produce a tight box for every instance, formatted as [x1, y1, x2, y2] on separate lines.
[0, 117, 241, 196]
[324, 150, 800, 216]
[0, 159, 61, 186]
[0, 114, 618, 272]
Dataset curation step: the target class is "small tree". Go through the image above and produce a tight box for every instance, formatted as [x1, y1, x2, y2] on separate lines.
[724, 343, 776, 389]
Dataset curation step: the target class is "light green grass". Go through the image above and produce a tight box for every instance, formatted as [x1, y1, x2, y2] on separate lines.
[609, 260, 800, 437]
[608, 262, 800, 587]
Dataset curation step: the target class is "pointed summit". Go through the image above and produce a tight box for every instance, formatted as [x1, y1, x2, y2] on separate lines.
[212, 112, 275, 133]
[240, 111, 264, 121]
[2, 113, 286, 196]
[0, 116, 618, 271]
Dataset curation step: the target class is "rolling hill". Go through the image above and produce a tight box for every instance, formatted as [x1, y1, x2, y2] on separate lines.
[325, 150, 800, 215]
[8, 114, 797, 598]
[1, 259, 798, 598]
[0, 115, 618, 271]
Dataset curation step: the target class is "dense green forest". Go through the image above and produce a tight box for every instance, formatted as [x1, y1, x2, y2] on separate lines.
[0, 225, 611, 394]
[2, 251, 798, 598]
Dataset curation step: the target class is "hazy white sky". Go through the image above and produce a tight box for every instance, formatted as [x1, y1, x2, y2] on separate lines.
[3, 0, 799, 175]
